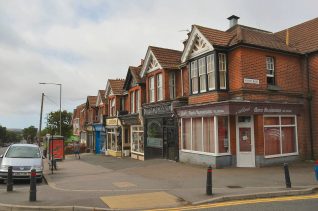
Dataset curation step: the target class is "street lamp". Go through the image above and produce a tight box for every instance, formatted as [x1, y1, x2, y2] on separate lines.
[39, 82, 62, 136]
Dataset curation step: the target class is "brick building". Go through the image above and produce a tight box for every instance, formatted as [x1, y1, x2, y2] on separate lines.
[93, 90, 107, 154]
[176, 16, 307, 167]
[85, 96, 98, 152]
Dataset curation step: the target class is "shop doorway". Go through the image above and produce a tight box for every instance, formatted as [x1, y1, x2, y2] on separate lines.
[163, 126, 178, 161]
[236, 116, 255, 167]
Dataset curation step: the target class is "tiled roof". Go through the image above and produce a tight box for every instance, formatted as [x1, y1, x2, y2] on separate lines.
[275, 17, 318, 53]
[193, 24, 300, 54]
[129, 66, 143, 83]
[109, 79, 125, 95]
[149, 46, 182, 69]
[87, 96, 97, 107]
[98, 90, 106, 103]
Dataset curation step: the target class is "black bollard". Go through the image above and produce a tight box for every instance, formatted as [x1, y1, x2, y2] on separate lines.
[283, 163, 291, 188]
[206, 165, 212, 195]
[7, 166, 13, 192]
[29, 169, 37, 201]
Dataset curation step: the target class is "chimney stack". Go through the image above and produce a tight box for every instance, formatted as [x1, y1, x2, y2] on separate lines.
[227, 15, 240, 28]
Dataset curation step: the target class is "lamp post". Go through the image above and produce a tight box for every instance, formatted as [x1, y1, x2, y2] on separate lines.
[39, 82, 62, 136]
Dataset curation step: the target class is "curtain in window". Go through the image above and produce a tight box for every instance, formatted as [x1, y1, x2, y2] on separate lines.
[192, 118, 203, 151]
[218, 116, 229, 153]
[182, 119, 191, 150]
[203, 117, 215, 153]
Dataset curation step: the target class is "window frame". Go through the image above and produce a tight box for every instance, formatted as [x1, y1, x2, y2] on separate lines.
[191, 60, 199, 94]
[198, 57, 207, 93]
[263, 115, 298, 158]
[149, 76, 155, 103]
[207, 54, 215, 91]
[181, 116, 231, 156]
[169, 71, 176, 100]
[218, 53, 227, 90]
[130, 91, 135, 113]
[131, 125, 144, 155]
[157, 73, 163, 101]
[266, 56, 275, 85]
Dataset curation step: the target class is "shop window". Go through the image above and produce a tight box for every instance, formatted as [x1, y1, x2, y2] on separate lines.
[199, 57, 206, 92]
[182, 119, 191, 150]
[157, 74, 163, 101]
[217, 116, 229, 153]
[131, 126, 144, 154]
[264, 116, 297, 157]
[266, 57, 275, 85]
[207, 54, 215, 90]
[107, 128, 117, 151]
[147, 120, 163, 148]
[192, 118, 203, 151]
[203, 117, 215, 153]
[218, 53, 227, 90]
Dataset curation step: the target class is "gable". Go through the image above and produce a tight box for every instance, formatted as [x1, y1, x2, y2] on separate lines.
[181, 26, 214, 63]
[140, 48, 163, 77]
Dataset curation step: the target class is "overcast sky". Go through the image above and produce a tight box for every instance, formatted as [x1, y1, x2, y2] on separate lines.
[0, 0, 317, 129]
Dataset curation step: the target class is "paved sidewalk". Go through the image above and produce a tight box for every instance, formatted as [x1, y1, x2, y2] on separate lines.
[0, 153, 317, 210]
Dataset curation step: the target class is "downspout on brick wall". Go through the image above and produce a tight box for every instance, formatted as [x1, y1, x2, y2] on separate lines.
[305, 54, 314, 160]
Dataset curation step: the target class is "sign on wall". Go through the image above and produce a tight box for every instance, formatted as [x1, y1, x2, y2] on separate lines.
[106, 118, 118, 126]
[244, 78, 260, 85]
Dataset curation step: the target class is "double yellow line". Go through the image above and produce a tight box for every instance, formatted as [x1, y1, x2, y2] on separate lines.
[146, 194, 318, 211]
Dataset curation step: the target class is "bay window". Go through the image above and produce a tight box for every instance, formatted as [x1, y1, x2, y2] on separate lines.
[198, 57, 206, 92]
[157, 74, 163, 101]
[136, 90, 140, 111]
[149, 76, 155, 102]
[181, 116, 229, 154]
[264, 116, 298, 157]
[207, 54, 215, 90]
[219, 53, 227, 89]
[169, 72, 176, 99]
[110, 98, 116, 116]
[130, 91, 135, 113]
[191, 61, 198, 94]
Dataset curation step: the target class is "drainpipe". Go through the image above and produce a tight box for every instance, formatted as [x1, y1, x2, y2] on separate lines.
[305, 54, 314, 160]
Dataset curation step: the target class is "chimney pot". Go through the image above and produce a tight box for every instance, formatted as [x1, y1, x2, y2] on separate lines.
[227, 15, 240, 28]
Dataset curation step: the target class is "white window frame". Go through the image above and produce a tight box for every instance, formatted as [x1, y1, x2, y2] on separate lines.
[191, 60, 198, 94]
[110, 98, 116, 116]
[181, 116, 231, 156]
[169, 72, 176, 100]
[157, 73, 163, 101]
[218, 53, 227, 90]
[136, 90, 140, 112]
[130, 91, 135, 113]
[130, 125, 144, 155]
[198, 57, 207, 93]
[149, 76, 155, 103]
[263, 115, 298, 158]
[266, 57, 275, 77]
[207, 54, 215, 90]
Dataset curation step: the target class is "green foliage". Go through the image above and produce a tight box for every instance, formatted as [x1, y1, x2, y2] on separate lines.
[22, 126, 37, 142]
[6, 130, 22, 143]
[46, 110, 72, 138]
[0, 125, 7, 145]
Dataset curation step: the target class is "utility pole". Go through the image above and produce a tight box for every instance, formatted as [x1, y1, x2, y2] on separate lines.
[38, 93, 45, 143]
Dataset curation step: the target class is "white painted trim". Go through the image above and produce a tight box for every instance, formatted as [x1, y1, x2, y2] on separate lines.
[264, 152, 299, 159]
[140, 49, 163, 78]
[181, 149, 231, 157]
[181, 26, 214, 63]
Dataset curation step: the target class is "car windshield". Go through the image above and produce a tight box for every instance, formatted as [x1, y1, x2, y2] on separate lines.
[5, 146, 41, 158]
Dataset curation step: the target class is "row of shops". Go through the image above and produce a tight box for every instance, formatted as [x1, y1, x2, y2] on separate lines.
[88, 100, 302, 168]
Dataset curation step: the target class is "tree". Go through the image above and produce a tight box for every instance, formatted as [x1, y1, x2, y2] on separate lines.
[0, 125, 7, 145]
[46, 110, 72, 138]
[22, 126, 37, 143]
[6, 130, 22, 143]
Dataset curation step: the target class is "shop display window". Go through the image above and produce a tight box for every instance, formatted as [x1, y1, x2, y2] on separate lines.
[107, 128, 121, 151]
[264, 116, 298, 157]
[181, 116, 229, 155]
[131, 126, 144, 154]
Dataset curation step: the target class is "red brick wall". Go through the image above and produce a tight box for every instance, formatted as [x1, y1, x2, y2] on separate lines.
[182, 66, 189, 97]
[309, 53, 318, 158]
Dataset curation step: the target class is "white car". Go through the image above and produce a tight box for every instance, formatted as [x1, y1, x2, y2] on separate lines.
[0, 144, 44, 183]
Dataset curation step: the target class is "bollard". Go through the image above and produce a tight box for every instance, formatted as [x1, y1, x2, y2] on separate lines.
[283, 163, 291, 188]
[7, 166, 13, 192]
[29, 169, 37, 201]
[206, 165, 212, 195]
[315, 160, 318, 181]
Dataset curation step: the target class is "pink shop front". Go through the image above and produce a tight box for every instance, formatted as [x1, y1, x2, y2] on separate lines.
[176, 101, 303, 168]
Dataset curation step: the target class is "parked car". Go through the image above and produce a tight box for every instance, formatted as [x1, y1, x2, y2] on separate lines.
[0, 144, 44, 183]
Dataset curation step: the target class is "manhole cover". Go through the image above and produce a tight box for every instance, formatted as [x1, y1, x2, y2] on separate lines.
[227, 185, 243, 188]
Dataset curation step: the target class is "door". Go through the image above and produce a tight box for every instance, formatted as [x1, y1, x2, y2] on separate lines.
[163, 126, 178, 161]
[236, 116, 255, 167]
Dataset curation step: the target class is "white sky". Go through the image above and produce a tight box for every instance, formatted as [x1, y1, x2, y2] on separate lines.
[0, 0, 317, 129]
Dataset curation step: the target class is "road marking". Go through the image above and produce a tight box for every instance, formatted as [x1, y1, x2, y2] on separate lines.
[101, 191, 183, 209]
[146, 194, 318, 211]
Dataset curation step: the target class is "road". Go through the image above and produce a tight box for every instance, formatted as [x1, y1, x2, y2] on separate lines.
[150, 194, 318, 211]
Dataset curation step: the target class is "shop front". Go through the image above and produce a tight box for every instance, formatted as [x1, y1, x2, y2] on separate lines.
[176, 101, 302, 168]
[105, 118, 122, 157]
[120, 113, 144, 160]
[86, 126, 94, 152]
[143, 102, 179, 161]
[92, 123, 106, 154]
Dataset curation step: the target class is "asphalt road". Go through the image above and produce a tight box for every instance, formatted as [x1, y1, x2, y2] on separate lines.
[158, 194, 318, 211]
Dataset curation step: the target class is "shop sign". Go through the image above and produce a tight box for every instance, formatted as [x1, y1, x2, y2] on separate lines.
[147, 137, 163, 148]
[106, 118, 118, 126]
[244, 78, 259, 84]
[144, 104, 171, 116]
[178, 106, 227, 117]
[86, 126, 93, 131]
[233, 105, 299, 115]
